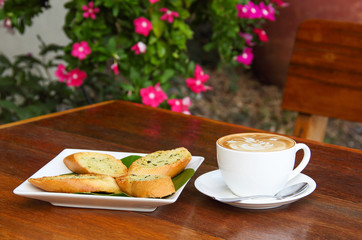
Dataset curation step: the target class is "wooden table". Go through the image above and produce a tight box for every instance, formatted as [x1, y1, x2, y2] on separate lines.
[1, 100, 361, 240]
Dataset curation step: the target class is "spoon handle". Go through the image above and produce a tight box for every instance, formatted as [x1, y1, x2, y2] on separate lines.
[214, 182, 309, 203]
[214, 195, 276, 202]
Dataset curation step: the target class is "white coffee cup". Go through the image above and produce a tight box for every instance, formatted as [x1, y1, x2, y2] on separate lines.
[216, 133, 311, 196]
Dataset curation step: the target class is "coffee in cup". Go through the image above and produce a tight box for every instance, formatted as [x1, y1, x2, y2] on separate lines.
[217, 133, 311, 196]
[218, 132, 295, 152]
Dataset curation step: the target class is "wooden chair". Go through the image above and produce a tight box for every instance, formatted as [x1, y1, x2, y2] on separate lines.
[282, 19, 362, 142]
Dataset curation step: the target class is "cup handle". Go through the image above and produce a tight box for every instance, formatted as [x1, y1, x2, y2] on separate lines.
[287, 143, 311, 181]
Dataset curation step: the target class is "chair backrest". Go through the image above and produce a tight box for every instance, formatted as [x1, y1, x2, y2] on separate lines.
[282, 19, 362, 142]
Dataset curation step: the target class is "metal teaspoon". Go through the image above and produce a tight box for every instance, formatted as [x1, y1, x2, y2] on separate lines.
[214, 182, 309, 203]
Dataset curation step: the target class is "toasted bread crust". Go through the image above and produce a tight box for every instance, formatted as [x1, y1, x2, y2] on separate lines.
[28, 174, 121, 193]
[115, 174, 175, 198]
[29, 148, 191, 197]
[128, 147, 192, 178]
[63, 152, 127, 177]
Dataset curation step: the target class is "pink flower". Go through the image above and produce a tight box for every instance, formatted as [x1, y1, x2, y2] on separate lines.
[168, 97, 192, 115]
[259, 2, 275, 21]
[247, 2, 262, 19]
[82, 1, 100, 20]
[267, 3, 276, 18]
[71, 41, 91, 60]
[0, 0, 7, 7]
[131, 41, 147, 55]
[55, 64, 68, 82]
[236, 2, 261, 19]
[3, 17, 13, 33]
[194, 65, 209, 82]
[149, 0, 160, 3]
[140, 83, 168, 107]
[134, 17, 153, 37]
[66, 69, 86, 87]
[236, 47, 254, 66]
[236, 4, 250, 18]
[3, 18, 10, 27]
[271, 0, 283, 5]
[111, 63, 119, 75]
[271, 0, 289, 7]
[239, 32, 255, 46]
[186, 65, 212, 94]
[253, 28, 269, 42]
[160, 8, 179, 23]
[55, 64, 86, 87]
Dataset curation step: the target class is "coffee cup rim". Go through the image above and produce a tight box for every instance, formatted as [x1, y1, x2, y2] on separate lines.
[216, 133, 296, 153]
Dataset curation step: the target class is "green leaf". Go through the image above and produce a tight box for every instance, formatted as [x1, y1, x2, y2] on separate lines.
[174, 20, 193, 39]
[172, 51, 179, 59]
[151, 13, 165, 38]
[120, 83, 135, 92]
[0, 100, 19, 111]
[150, 55, 161, 66]
[74, 192, 130, 197]
[184, 0, 196, 8]
[203, 42, 216, 52]
[60, 173, 78, 176]
[17, 104, 50, 120]
[176, 8, 191, 20]
[170, 0, 183, 7]
[68, 155, 194, 198]
[187, 61, 195, 75]
[109, 192, 130, 197]
[156, 41, 166, 58]
[112, 4, 120, 17]
[159, 69, 175, 83]
[0, 77, 15, 87]
[172, 168, 195, 191]
[0, 9, 5, 19]
[0, 54, 12, 66]
[148, 35, 157, 45]
[39, 44, 64, 56]
[171, 31, 187, 49]
[107, 37, 117, 51]
[121, 155, 142, 168]
[129, 67, 141, 85]
[73, 168, 195, 197]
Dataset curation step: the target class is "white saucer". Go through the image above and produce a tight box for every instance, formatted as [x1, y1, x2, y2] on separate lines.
[194, 170, 316, 209]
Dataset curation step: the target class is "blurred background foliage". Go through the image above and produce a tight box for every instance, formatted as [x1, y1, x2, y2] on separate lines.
[0, 0, 282, 123]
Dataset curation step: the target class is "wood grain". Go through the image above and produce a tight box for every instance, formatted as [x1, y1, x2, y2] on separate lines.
[282, 19, 362, 123]
[293, 113, 328, 141]
[1, 100, 361, 240]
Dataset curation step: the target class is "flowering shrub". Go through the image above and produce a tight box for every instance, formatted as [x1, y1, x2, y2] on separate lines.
[0, 38, 83, 123]
[0, 0, 287, 123]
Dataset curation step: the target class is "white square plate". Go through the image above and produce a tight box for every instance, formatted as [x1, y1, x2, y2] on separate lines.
[13, 149, 204, 212]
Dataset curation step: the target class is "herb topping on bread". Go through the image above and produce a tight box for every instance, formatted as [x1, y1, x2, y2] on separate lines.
[115, 174, 175, 198]
[128, 147, 192, 178]
[63, 152, 127, 177]
[28, 174, 121, 193]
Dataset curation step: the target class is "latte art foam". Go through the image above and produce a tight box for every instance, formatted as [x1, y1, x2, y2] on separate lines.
[218, 133, 295, 152]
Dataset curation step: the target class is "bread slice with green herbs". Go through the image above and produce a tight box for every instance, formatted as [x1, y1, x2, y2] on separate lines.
[28, 174, 121, 193]
[63, 152, 127, 177]
[115, 174, 175, 198]
[127, 147, 192, 178]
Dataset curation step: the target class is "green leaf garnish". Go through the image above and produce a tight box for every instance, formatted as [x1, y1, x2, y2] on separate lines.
[75, 192, 130, 197]
[172, 168, 195, 191]
[74, 169, 195, 198]
[121, 155, 142, 168]
[73, 155, 195, 198]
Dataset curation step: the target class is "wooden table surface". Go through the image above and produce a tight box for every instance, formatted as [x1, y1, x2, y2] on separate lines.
[1, 100, 361, 240]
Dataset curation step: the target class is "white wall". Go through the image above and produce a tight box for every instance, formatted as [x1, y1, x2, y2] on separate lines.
[0, 0, 68, 59]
